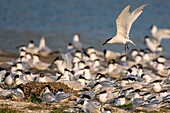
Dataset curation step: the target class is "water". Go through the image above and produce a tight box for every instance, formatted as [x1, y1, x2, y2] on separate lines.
[0, 0, 170, 58]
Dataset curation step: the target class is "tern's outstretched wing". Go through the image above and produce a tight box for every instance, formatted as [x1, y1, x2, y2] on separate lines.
[126, 4, 147, 37]
[157, 29, 170, 39]
[116, 4, 132, 37]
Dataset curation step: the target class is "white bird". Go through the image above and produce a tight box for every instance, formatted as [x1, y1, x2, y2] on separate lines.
[43, 85, 57, 103]
[150, 25, 170, 42]
[91, 59, 105, 72]
[61, 51, 73, 70]
[55, 88, 71, 102]
[0, 87, 12, 98]
[35, 73, 57, 83]
[35, 73, 48, 82]
[151, 80, 163, 93]
[72, 33, 83, 51]
[25, 52, 32, 61]
[143, 97, 165, 112]
[0, 67, 7, 84]
[32, 54, 50, 70]
[67, 42, 74, 52]
[130, 49, 138, 59]
[16, 61, 28, 71]
[114, 95, 126, 106]
[14, 74, 28, 85]
[134, 54, 143, 64]
[62, 80, 84, 91]
[103, 4, 147, 50]
[83, 66, 92, 80]
[103, 49, 121, 61]
[52, 57, 66, 74]
[19, 49, 26, 57]
[38, 36, 52, 57]
[23, 71, 35, 82]
[3, 72, 14, 86]
[80, 95, 102, 113]
[17, 44, 27, 52]
[26, 40, 39, 54]
[97, 90, 118, 104]
[144, 36, 159, 52]
[10, 64, 17, 74]
[141, 74, 152, 83]
[11, 85, 25, 101]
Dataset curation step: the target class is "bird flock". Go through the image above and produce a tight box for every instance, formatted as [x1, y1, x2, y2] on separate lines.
[0, 4, 170, 113]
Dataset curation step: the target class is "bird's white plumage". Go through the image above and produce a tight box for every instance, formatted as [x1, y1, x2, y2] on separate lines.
[103, 4, 147, 49]
[151, 25, 170, 41]
[116, 4, 131, 38]
[125, 4, 146, 37]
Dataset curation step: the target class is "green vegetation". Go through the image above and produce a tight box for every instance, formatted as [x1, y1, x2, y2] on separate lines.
[0, 108, 19, 113]
[29, 94, 42, 104]
[51, 106, 69, 113]
[118, 102, 133, 110]
[0, 104, 20, 113]
[26, 106, 42, 110]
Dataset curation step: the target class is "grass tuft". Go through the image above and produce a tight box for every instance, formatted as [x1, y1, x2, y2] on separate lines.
[51, 106, 69, 113]
[29, 94, 42, 104]
[118, 102, 133, 110]
[0, 108, 19, 113]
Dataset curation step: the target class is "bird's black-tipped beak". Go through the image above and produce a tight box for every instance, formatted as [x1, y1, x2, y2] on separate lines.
[102, 37, 112, 46]
[102, 42, 107, 46]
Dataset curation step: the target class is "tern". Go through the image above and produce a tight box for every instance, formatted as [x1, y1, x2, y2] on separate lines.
[55, 88, 71, 102]
[80, 94, 102, 113]
[0, 87, 12, 98]
[150, 25, 170, 42]
[0, 67, 7, 84]
[38, 36, 52, 57]
[72, 33, 83, 51]
[26, 40, 39, 54]
[11, 85, 25, 101]
[43, 85, 57, 103]
[3, 72, 14, 86]
[144, 36, 159, 52]
[103, 4, 147, 50]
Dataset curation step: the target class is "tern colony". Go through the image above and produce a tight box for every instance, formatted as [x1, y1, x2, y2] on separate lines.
[0, 4, 170, 112]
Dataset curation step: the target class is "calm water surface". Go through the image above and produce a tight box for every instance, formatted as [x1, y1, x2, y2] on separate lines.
[0, 0, 170, 57]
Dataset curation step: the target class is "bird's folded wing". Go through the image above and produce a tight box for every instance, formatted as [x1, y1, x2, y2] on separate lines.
[126, 4, 147, 37]
[116, 4, 131, 37]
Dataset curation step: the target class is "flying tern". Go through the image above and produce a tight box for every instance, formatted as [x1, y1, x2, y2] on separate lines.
[103, 4, 147, 50]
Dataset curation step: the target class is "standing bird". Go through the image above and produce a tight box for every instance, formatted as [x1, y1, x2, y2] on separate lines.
[26, 40, 39, 54]
[72, 33, 83, 51]
[38, 36, 52, 57]
[103, 4, 147, 50]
